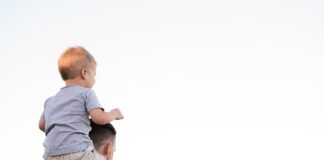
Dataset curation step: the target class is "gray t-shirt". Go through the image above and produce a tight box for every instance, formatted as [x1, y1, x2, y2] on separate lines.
[41, 85, 102, 156]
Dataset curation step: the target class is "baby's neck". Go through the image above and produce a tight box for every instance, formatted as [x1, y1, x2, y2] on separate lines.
[65, 78, 86, 87]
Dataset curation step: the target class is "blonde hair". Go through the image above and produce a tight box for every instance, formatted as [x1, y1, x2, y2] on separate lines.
[58, 46, 96, 80]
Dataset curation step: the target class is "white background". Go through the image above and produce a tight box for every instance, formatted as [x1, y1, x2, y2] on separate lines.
[1, 0, 324, 159]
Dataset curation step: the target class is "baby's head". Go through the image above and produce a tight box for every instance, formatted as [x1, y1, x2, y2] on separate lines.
[58, 46, 97, 87]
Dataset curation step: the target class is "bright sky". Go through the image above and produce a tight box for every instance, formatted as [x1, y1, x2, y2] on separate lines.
[1, 0, 324, 159]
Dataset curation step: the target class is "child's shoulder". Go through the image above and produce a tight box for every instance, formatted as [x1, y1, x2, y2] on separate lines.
[44, 96, 54, 105]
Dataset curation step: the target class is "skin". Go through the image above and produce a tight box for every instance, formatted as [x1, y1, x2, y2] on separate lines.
[39, 61, 124, 131]
[96, 138, 116, 160]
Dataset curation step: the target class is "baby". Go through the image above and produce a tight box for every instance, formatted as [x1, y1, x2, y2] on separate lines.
[39, 46, 124, 160]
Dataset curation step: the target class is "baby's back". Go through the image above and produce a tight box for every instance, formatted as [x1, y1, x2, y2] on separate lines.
[43, 86, 98, 156]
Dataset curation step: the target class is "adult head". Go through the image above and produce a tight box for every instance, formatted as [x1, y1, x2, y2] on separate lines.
[89, 120, 117, 160]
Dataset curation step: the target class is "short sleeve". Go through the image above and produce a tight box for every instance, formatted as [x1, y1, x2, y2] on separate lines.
[41, 110, 45, 117]
[41, 97, 52, 117]
[41, 109, 45, 117]
[85, 89, 102, 112]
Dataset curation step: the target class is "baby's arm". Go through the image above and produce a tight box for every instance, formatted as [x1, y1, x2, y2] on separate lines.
[39, 116, 45, 132]
[89, 108, 124, 125]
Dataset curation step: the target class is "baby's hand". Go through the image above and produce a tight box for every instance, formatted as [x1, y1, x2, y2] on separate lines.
[110, 108, 124, 120]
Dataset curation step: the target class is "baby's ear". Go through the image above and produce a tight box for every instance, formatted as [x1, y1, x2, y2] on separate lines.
[81, 68, 87, 79]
